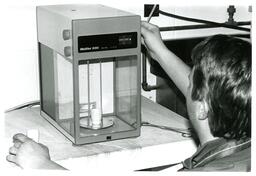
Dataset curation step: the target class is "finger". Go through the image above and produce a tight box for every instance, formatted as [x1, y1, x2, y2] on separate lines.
[14, 140, 22, 148]
[39, 143, 50, 153]
[13, 133, 31, 143]
[141, 39, 150, 52]
[9, 146, 18, 155]
[39, 143, 47, 149]
[141, 26, 152, 40]
[6, 154, 17, 164]
[141, 25, 147, 36]
[141, 37, 145, 46]
[141, 21, 157, 30]
[141, 21, 151, 28]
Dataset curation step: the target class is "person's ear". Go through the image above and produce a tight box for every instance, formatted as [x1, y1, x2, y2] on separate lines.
[198, 100, 209, 120]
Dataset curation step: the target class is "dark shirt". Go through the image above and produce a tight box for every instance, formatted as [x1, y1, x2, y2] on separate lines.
[180, 138, 251, 171]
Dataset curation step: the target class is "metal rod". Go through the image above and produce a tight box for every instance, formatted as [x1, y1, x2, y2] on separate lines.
[87, 60, 91, 117]
[113, 58, 116, 116]
[99, 59, 103, 115]
[141, 49, 159, 91]
[142, 52, 147, 85]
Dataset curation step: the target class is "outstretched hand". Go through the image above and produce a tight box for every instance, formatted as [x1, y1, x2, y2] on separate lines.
[6, 133, 66, 170]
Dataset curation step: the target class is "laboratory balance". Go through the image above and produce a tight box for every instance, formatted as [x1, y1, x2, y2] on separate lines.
[37, 4, 141, 145]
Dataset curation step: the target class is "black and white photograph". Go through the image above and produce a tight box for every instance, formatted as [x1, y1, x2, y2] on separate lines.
[0, 0, 254, 174]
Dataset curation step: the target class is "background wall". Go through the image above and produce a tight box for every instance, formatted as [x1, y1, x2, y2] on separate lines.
[0, 0, 252, 111]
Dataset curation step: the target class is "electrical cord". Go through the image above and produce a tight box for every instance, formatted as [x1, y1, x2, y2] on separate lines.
[159, 9, 250, 32]
[4, 100, 40, 113]
[141, 121, 192, 137]
[136, 161, 182, 171]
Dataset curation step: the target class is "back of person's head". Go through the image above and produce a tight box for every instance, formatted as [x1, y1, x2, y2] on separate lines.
[191, 34, 251, 140]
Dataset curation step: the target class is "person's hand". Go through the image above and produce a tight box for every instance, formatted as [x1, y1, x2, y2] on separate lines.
[141, 21, 167, 61]
[6, 133, 51, 169]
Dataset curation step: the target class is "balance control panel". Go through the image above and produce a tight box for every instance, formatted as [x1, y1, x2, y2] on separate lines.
[78, 32, 137, 53]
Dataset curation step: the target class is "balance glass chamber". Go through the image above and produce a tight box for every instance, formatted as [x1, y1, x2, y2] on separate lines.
[37, 4, 141, 144]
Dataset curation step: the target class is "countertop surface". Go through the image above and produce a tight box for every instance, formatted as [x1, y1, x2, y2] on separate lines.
[5, 96, 197, 171]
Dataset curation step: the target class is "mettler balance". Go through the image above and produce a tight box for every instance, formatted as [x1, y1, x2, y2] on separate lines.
[37, 4, 141, 145]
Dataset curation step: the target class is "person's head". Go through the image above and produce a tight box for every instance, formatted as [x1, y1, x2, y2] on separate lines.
[187, 34, 251, 140]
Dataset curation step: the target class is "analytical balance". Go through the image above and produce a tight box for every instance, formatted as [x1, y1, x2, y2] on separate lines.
[37, 4, 141, 145]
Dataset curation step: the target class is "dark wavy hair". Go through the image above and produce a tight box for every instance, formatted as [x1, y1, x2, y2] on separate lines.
[191, 34, 251, 140]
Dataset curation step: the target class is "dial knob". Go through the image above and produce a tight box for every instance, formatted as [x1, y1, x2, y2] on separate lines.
[64, 46, 71, 57]
[62, 29, 71, 40]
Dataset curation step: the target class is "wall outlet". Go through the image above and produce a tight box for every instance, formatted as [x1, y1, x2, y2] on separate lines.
[144, 4, 159, 17]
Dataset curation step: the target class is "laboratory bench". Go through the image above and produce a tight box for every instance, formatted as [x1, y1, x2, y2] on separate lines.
[4, 96, 197, 172]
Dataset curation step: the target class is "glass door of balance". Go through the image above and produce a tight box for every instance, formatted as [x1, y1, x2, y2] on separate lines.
[78, 56, 139, 138]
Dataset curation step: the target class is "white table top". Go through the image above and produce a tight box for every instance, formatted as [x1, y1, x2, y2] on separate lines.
[4, 96, 197, 171]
